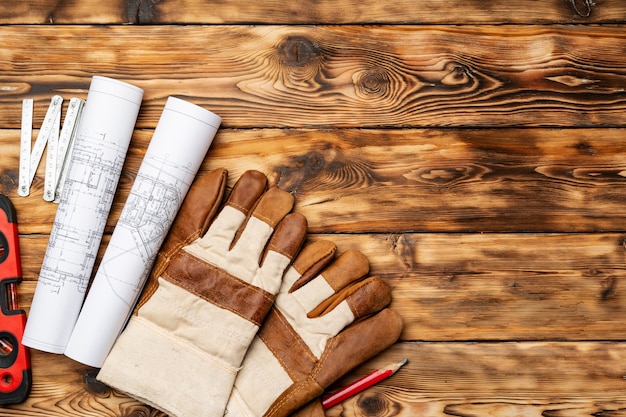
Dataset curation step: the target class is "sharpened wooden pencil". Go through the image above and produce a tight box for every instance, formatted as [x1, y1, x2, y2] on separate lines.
[321, 358, 408, 409]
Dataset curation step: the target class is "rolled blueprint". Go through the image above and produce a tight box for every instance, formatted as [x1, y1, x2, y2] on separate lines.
[64, 97, 222, 367]
[22, 76, 144, 353]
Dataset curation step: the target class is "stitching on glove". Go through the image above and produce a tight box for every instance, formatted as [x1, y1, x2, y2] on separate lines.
[267, 242, 293, 259]
[265, 383, 302, 417]
[259, 309, 316, 382]
[272, 309, 317, 365]
[231, 389, 255, 417]
[173, 250, 273, 299]
[165, 231, 198, 260]
[159, 229, 203, 269]
[253, 212, 276, 226]
[164, 251, 274, 325]
[311, 335, 336, 380]
[164, 301, 253, 346]
[228, 201, 248, 213]
[134, 315, 238, 375]
[266, 377, 321, 417]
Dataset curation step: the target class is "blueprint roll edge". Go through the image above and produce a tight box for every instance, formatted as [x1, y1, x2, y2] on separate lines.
[22, 76, 144, 354]
[64, 96, 221, 367]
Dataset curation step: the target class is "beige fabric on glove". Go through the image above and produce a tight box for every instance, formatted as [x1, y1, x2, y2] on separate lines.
[98, 169, 307, 417]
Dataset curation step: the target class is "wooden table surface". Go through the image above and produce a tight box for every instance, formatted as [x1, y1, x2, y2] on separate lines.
[2, 1, 626, 416]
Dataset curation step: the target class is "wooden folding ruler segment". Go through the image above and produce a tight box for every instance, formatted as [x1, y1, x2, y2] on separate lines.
[17, 96, 85, 201]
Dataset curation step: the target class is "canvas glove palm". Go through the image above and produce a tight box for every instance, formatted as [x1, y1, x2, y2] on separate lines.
[225, 240, 403, 417]
[98, 168, 307, 417]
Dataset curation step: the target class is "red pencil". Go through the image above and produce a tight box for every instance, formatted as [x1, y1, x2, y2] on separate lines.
[321, 358, 408, 409]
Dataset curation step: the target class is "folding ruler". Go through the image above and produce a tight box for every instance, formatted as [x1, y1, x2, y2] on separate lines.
[18, 96, 85, 201]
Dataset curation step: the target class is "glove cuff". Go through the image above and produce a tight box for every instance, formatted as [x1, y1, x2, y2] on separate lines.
[98, 315, 238, 417]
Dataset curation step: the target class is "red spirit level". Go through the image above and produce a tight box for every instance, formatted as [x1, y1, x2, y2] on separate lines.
[0, 194, 31, 404]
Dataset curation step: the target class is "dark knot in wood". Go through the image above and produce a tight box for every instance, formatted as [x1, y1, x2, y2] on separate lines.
[441, 63, 473, 87]
[568, 0, 595, 18]
[274, 151, 328, 191]
[124, 0, 161, 24]
[297, 151, 327, 171]
[600, 276, 617, 301]
[575, 142, 597, 156]
[278, 36, 323, 67]
[356, 392, 401, 417]
[82, 368, 111, 397]
[0, 169, 17, 195]
[358, 69, 390, 98]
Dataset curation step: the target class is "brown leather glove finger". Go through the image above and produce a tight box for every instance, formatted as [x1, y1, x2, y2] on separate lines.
[150, 167, 228, 280]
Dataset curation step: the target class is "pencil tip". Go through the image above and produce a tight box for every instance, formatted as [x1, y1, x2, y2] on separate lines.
[389, 358, 408, 374]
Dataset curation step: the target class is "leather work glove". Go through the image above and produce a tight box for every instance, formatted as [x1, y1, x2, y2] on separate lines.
[97, 168, 307, 417]
[225, 240, 403, 417]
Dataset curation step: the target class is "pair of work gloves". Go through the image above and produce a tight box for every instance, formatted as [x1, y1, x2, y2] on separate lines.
[97, 168, 403, 417]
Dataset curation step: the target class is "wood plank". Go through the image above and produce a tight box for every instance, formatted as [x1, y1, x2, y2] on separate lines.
[338, 233, 626, 341]
[4, 342, 626, 416]
[1, 26, 626, 128]
[1, 0, 624, 24]
[325, 342, 626, 417]
[3, 128, 626, 234]
[1, 2, 623, 417]
[13, 232, 626, 342]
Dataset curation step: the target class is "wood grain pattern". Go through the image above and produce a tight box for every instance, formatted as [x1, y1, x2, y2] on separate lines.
[0, 0, 624, 24]
[5, 341, 626, 417]
[3, 128, 626, 234]
[325, 342, 626, 417]
[1, 26, 626, 128]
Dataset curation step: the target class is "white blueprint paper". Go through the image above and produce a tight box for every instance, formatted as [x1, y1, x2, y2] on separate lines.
[22, 76, 144, 353]
[64, 96, 221, 367]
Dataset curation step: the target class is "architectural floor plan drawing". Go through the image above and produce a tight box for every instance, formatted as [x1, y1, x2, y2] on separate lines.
[22, 76, 144, 354]
[120, 154, 190, 267]
[43, 130, 125, 294]
[65, 96, 221, 367]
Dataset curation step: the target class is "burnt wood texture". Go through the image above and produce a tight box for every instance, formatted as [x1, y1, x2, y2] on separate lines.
[1, 1, 626, 416]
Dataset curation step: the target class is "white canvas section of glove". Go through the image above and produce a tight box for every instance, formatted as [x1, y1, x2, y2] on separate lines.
[141, 277, 261, 362]
[227, 336, 292, 417]
[186, 205, 285, 294]
[99, 278, 260, 417]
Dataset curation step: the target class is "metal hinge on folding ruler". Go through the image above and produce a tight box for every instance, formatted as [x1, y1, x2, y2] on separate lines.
[18, 96, 85, 201]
